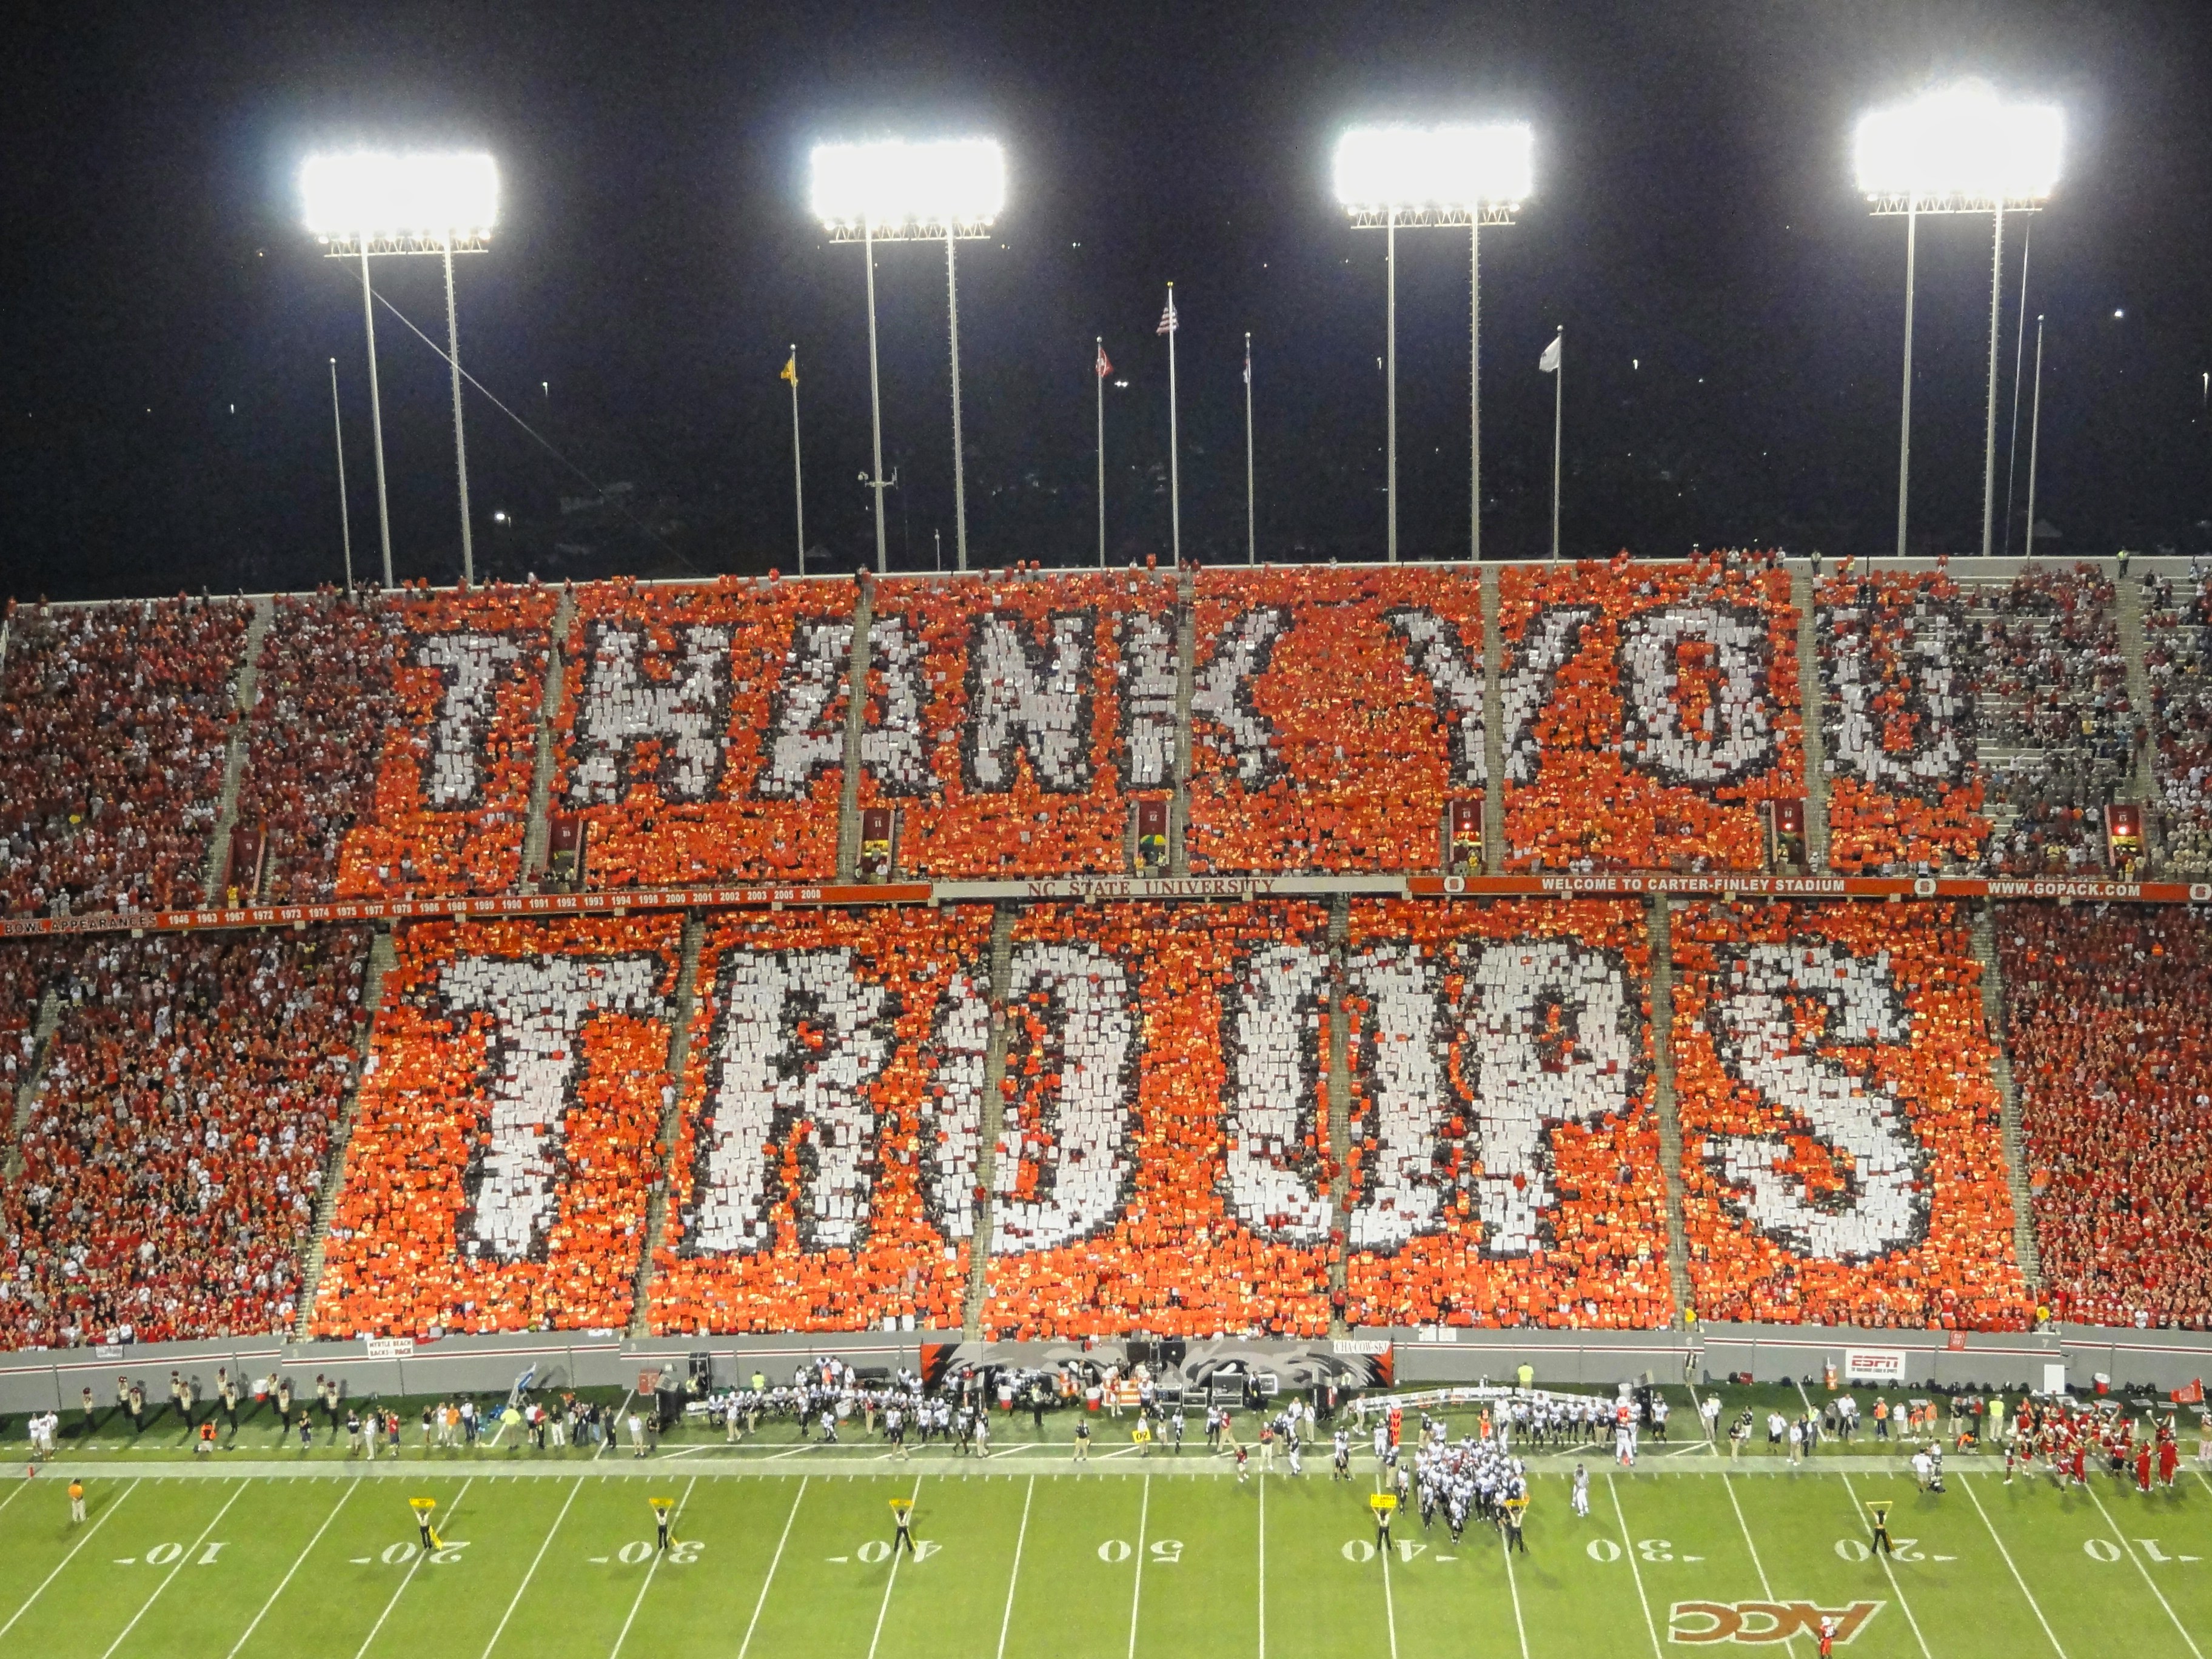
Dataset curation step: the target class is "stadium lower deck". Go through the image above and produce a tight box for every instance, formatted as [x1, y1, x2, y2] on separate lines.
[2, 1386, 2208, 1657]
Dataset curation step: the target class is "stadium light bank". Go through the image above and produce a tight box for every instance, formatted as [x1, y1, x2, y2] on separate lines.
[303, 150, 501, 588]
[811, 136, 1005, 575]
[1333, 122, 1532, 565]
[1854, 82, 2062, 561]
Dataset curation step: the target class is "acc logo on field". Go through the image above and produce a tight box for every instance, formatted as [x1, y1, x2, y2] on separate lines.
[1669, 1601, 1881, 1644]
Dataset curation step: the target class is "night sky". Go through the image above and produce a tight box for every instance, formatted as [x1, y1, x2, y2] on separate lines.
[4, 0, 2210, 602]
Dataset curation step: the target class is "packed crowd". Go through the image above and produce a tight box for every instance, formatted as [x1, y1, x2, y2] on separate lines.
[309, 915, 681, 1338]
[980, 901, 1338, 1337]
[1817, 568, 1992, 874]
[1670, 899, 2031, 1329]
[232, 589, 405, 902]
[2000, 903, 2212, 1328]
[860, 569, 1179, 876]
[0, 595, 250, 916]
[647, 905, 986, 1334]
[1185, 566, 1486, 873]
[1964, 566, 2135, 876]
[1498, 551, 1803, 872]
[1339, 897, 1674, 1329]
[0, 930, 370, 1350]
[332, 583, 557, 899]
[2143, 565, 2212, 874]
[553, 575, 851, 886]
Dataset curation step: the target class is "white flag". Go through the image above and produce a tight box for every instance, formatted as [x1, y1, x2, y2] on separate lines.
[1538, 333, 1562, 374]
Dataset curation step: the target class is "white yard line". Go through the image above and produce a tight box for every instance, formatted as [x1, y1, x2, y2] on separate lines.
[1956, 1472, 2068, 1658]
[0, 1478, 136, 1640]
[608, 1473, 697, 1659]
[1125, 1472, 1151, 1659]
[0, 1478, 29, 1519]
[1256, 1470, 1266, 1659]
[226, 1478, 359, 1658]
[479, 1475, 585, 1659]
[865, 1474, 926, 1659]
[994, 1475, 1034, 1659]
[595, 1392, 635, 1462]
[1831, 1467, 1932, 1659]
[355, 1476, 472, 1659]
[102, 1480, 248, 1659]
[1500, 1526, 1530, 1659]
[1378, 1512, 1399, 1659]
[2082, 1475, 2207, 1659]
[1718, 1469, 1806, 1655]
[1604, 1472, 1665, 1659]
[736, 1475, 807, 1659]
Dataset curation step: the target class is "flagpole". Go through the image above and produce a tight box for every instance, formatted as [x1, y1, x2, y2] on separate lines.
[1096, 337, 1107, 568]
[2024, 313, 2045, 558]
[1895, 192, 1918, 561]
[1549, 327, 1563, 561]
[329, 357, 354, 594]
[787, 345, 806, 576]
[1980, 204, 2003, 559]
[1386, 205, 1398, 564]
[1166, 282, 1181, 569]
[1244, 332, 1255, 565]
[1470, 221, 1481, 564]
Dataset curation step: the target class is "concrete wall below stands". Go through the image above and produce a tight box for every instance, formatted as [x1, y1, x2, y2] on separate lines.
[3, 1321, 2209, 1414]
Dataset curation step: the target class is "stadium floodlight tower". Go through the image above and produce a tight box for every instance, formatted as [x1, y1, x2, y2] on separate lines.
[1334, 122, 1532, 564]
[812, 136, 1005, 575]
[303, 150, 499, 588]
[1854, 82, 2061, 560]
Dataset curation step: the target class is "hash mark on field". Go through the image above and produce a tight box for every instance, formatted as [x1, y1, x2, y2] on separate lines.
[350, 1557, 372, 1564]
[589, 1557, 609, 1564]
[113, 1558, 135, 1565]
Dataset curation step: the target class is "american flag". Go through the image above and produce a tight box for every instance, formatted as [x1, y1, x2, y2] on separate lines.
[1156, 289, 1178, 335]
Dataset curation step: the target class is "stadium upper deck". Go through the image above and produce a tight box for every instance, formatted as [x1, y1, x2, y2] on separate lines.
[0, 551, 2198, 921]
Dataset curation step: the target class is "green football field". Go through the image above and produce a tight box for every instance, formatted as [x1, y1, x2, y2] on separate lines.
[1, 1390, 2207, 1657]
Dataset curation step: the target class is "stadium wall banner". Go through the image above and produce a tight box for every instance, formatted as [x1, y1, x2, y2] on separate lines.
[1842, 1347, 1909, 1383]
[1, 873, 2207, 940]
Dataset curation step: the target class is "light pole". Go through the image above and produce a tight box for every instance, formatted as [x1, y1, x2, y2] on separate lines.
[1855, 83, 2062, 558]
[812, 138, 1005, 574]
[304, 151, 498, 587]
[329, 357, 354, 593]
[1334, 122, 1532, 563]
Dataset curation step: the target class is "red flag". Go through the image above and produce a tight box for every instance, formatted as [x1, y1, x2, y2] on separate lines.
[2172, 1378, 2204, 1405]
[1096, 343, 1113, 379]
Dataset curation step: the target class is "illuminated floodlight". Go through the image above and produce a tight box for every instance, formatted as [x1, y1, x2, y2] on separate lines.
[1854, 82, 2062, 206]
[301, 152, 500, 242]
[1332, 122, 1533, 214]
[810, 138, 1005, 231]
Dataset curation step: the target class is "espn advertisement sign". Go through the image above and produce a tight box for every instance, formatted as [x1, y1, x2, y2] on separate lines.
[1842, 1347, 1909, 1384]
[1671, 1601, 1881, 1644]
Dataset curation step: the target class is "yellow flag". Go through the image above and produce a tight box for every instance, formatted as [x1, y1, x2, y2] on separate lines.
[781, 352, 799, 386]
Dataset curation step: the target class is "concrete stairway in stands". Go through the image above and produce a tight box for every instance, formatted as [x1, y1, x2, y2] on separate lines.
[630, 913, 707, 1338]
[835, 581, 876, 882]
[1971, 903, 2044, 1290]
[202, 595, 275, 904]
[1795, 563, 1832, 871]
[2116, 569, 2157, 807]
[1647, 896, 1697, 1326]
[5, 990, 61, 1184]
[1480, 566, 1506, 873]
[520, 587, 577, 886]
[962, 904, 1019, 1338]
[295, 927, 396, 1338]
[1326, 894, 1353, 1336]
[1170, 566, 1198, 877]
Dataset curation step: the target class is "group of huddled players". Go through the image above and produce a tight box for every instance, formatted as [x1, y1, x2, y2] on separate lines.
[2003, 1396, 2204, 1492]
